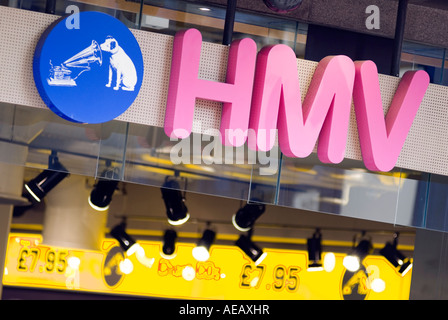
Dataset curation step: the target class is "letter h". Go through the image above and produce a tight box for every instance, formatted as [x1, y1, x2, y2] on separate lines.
[164, 28, 257, 147]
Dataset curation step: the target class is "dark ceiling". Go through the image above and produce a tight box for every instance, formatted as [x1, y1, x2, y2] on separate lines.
[409, 0, 448, 10]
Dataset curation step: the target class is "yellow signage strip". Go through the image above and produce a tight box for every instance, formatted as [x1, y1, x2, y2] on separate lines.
[3, 233, 411, 300]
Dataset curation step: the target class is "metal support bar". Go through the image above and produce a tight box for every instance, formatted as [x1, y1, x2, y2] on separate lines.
[222, 0, 237, 46]
[45, 0, 56, 14]
[391, 0, 409, 77]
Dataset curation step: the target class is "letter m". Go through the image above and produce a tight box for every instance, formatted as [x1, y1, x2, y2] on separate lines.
[164, 28, 257, 147]
[248, 45, 355, 164]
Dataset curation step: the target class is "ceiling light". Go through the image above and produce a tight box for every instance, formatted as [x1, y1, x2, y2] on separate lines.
[323, 252, 336, 272]
[110, 222, 140, 256]
[370, 278, 386, 293]
[192, 229, 215, 261]
[232, 201, 265, 232]
[198, 7, 211, 11]
[380, 233, 413, 276]
[119, 258, 134, 274]
[88, 179, 119, 211]
[235, 234, 267, 266]
[307, 229, 323, 272]
[161, 179, 190, 226]
[161, 229, 177, 259]
[182, 266, 196, 281]
[24, 156, 68, 204]
[343, 237, 373, 272]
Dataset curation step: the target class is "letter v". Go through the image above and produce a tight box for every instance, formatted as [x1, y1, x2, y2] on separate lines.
[353, 61, 429, 172]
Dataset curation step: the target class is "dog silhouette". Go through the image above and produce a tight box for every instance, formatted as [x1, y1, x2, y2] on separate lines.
[100, 36, 137, 91]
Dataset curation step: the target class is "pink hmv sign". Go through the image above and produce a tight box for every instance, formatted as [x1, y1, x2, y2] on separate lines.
[164, 28, 430, 172]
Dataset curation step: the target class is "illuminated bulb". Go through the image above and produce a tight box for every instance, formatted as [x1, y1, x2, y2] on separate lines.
[182, 266, 196, 281]
[168, 213, 190, 226]
[343, 255, 360, 272]
[88, 195, 109, 211]
[67, 256, 81, 269]
[192, 246, 210, 261]
[250, 277, 260, 287]
[193, 229, 215, 261]
[119, 258, 134, 274]
[401, 262, 413, 277]
[255, 252, 268, 266]
[370, 278, 386, 293]
[198, 7, 211, 11]
[323, 252, 336, 272]
[307, 265, 324, 272]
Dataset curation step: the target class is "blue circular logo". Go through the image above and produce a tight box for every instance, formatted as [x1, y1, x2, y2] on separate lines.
[33, 11, 144, 124]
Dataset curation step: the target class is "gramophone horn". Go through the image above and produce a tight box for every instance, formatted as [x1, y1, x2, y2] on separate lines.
[64, 40, 102, 67]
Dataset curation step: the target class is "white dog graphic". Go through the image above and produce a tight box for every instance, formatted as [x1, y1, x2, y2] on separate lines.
[100, 36, 137, 91]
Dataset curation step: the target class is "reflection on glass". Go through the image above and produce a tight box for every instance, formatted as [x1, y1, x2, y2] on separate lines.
[123, 124, 257, 200]
[401, 41, 447, 86]
[277, 154, 428, 227]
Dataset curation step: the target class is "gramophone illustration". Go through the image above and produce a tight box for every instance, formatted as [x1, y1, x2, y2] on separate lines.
[47, 40, 102, 87]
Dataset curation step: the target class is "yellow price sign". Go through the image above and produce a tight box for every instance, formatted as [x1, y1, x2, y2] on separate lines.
[3, 234, 411, 300]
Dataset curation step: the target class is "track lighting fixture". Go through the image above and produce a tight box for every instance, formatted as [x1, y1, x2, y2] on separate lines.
[161, 229, 177, 259]
[110, 221, 140, 256]
[88, 178, 119, 211]
[235, 234, 267, 266]
[192, 228, 215, 262]
[161, 178, 190, 226]
[232, 201, 266, 232]
[307, 229, 323, 272]
[343, 235, 373, 272]
[380, 233, 413, 276]
[24, 154, 68, 204]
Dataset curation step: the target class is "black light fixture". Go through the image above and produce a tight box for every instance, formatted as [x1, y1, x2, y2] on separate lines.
[343, 233, 373, 272]
[192, 228, 215, 261]
[161, 229, 177, 259]
[235, 234, 267, 266]
[380, 233, 413, 276]
[232, 201, 265, 232]
[307, 229, 323, 272]
[24, 153, 68, 204]
[161, 178, 190, 226]
[88, 178, 119, 211]
[110, 221, 140, 256]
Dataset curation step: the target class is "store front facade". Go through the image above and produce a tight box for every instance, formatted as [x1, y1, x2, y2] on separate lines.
[1, 0, 448, 300]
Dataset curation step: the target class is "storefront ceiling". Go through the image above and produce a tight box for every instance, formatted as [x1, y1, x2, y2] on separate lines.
[409, 0, 448, 10]
[198, 0, 448, 48]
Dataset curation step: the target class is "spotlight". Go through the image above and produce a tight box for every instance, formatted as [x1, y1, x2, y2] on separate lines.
[323, 252, 336, 272]
[380, 233, 413, 276]
[192, 229, 215, 261]
[232, 201, 265, 232]
[88, 178, 119, 211]
[343, 237, 373, 272]
[24, 156, 68, 204]
[119, 258, 134, 274]
[235, 234, 267, 266]
[161, 229, 177, 259]
[110, 222, 140, 256]
[161, 179, 190, 226]
[307, 230, 323, 272]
